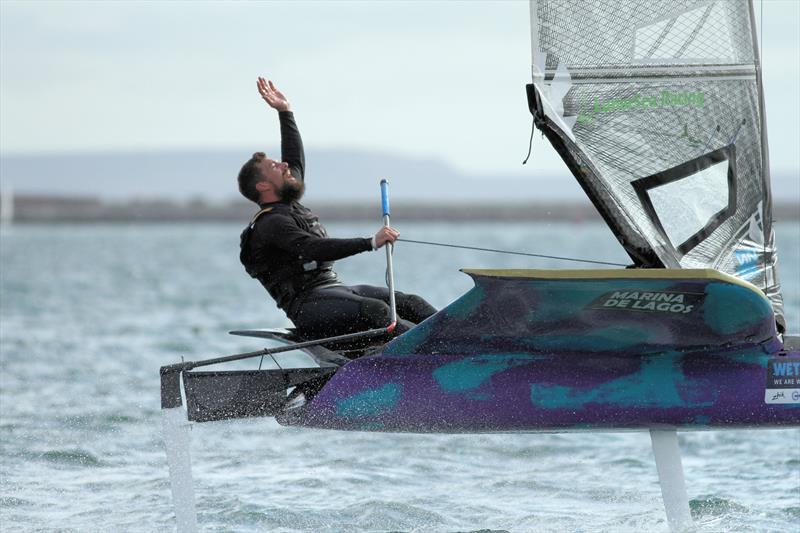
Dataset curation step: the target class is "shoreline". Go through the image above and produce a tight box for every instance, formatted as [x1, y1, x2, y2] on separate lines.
[2, 196, 798, 223]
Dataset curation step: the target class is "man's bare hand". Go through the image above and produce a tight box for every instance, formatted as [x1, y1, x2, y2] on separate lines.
[257, 77, 291, 112]
[374, 226, 400, 249]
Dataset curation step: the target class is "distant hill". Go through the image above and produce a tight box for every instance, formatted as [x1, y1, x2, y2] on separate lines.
[1, 148, 796, 208]
[0, 148, 597, 204]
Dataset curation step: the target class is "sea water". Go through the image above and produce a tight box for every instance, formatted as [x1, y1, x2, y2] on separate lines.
[1, 220, 798, 532]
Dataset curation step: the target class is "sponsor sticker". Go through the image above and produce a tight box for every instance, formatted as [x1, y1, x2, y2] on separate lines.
[587, 290, 704, 315]
[765, 358, 800, 404]
[734, 247, 761, 281]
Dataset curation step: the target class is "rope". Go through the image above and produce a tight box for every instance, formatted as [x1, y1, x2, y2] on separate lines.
[522, 117, 536, 164]
[257, 352, 283, 370]
[396, 238, 627, 267]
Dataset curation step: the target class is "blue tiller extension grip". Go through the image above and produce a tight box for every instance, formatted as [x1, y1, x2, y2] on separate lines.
[380, 179, 390, 217]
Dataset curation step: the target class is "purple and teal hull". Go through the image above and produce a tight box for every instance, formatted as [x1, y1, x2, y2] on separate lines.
[280, 269, 800, 432]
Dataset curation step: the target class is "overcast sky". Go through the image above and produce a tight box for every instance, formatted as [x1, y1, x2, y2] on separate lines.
[1, 0, 798, 179]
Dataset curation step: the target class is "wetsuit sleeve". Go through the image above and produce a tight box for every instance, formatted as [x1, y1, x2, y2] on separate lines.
[279, 111, 305, 181]
[259, 215, 372, 262]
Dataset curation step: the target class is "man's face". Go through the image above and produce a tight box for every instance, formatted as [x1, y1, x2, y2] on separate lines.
[257, 157, 304, 202]
[257, 157, 291, 188]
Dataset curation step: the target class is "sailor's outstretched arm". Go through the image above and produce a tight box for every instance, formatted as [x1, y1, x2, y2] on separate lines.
[257, 77, 305, 181]
[258, 217, 399, 262]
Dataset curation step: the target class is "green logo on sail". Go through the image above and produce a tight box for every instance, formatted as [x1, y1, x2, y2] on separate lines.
[577, 90, 705, 124]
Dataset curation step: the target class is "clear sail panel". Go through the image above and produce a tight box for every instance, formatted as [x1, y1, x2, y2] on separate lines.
[646, 157, 730, 249]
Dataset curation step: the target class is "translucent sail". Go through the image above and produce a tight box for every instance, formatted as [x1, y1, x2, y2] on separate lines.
[527, 0, 784, 330]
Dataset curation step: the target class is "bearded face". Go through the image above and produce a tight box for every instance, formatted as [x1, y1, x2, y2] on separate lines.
[277, 175, 305, 203]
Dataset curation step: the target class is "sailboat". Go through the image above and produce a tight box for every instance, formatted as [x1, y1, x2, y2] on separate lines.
[161, 1, 799, 530]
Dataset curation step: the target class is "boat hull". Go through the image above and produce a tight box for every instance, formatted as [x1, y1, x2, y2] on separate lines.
[283, 348, 800, 432]
[281, 270, 800, 432]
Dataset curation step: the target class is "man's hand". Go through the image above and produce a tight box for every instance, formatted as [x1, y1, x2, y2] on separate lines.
[373, 226, 399, 249]
[257, 77, 291, 112]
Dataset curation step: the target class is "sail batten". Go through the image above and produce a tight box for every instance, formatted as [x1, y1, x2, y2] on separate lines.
[542, 64, 757, 78]
[528, 0, 784, 330]
[551, 73, 757, 84]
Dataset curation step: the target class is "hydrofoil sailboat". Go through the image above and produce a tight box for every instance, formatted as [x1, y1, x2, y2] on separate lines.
[160, 1, 799, 531]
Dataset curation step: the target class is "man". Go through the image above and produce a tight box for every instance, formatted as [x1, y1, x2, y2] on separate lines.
[238, 77, 436, 339]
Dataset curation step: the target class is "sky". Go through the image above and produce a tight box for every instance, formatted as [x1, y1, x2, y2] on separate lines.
[1, 0, 799, 180]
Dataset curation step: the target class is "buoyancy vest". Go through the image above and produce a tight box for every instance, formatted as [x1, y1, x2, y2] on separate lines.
[239, 202, 339, 313]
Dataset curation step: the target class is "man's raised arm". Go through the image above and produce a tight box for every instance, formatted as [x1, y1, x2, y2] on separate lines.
[257, 77, 305, 181]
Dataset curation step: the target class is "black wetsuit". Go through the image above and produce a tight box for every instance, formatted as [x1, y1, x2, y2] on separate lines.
[240, 111, 436, 337]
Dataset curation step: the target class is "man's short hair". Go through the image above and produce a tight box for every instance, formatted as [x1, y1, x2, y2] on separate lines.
[238, 152, 266, 203]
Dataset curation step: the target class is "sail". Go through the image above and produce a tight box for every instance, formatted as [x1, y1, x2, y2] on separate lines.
[526, 0, 785, 330]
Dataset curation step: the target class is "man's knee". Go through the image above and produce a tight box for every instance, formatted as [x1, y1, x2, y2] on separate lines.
[400, 293, 437, 320]
[358, 298, 392, 327]
[405, 293, 433, 310]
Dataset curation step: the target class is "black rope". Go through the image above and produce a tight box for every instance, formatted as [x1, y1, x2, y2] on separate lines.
[522, 117, 536, 164]
[258, 352, 283, 371]
[396, 238, 626, 267]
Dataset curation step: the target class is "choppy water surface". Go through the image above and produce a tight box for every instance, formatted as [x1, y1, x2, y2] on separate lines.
[1, 221, 798, 532]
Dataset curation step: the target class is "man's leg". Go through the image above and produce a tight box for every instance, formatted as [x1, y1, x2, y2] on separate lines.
[349, 285, 437, 324]
[290, 286, 395, 338]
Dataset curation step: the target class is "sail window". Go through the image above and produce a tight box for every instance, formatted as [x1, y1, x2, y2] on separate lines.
[632, 145, 736, 256]
[633, 1, 736, 63]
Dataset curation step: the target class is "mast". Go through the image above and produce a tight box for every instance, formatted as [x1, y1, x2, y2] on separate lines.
[747, 0, 782, 329]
